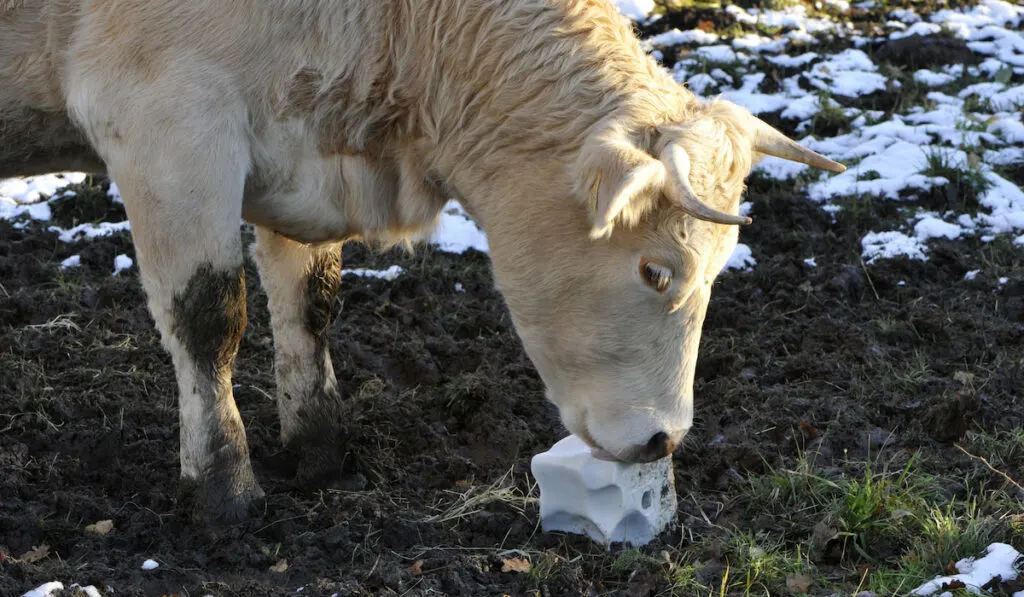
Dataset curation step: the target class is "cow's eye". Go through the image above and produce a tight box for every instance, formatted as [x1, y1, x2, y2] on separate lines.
[639, 258, 672, 293]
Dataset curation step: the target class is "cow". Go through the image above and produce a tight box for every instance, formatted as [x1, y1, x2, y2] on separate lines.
[1, 0, 845, 523]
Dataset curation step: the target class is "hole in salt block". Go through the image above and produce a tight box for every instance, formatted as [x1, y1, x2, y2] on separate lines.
[641, 490, 652, 509]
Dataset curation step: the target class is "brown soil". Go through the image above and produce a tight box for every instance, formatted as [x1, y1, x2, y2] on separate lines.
[2, 170, 1021, 596]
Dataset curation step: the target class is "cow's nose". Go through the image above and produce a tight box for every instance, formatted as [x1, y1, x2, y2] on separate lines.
[639, 430, 680, 461]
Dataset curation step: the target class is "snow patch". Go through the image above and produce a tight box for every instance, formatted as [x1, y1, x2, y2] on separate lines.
[726, 243, 756, 271]
[912, 543, 1022, 596]
[22, 583, 65, 597]
[913, 69, 956, 87]
[862, 231, 928, 264]
[60, 255, 81, 270]
[112, 254, 134, 276]
[428, 201, 489, 254]
[914, 216, 963, 241]
[342, 265, 405, 281]
[610, 0, 655, 21]
[645, 28, 719, 47]
[754, 156, 810, 180]
[50, 221, 132, 244]
[807, 141, 946, 201]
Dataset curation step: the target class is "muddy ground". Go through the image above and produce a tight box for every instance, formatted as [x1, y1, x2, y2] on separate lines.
[2, 9, 1024, 597]
[2, 167, 1021, 597]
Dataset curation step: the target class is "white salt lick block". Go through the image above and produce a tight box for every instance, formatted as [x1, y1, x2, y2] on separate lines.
[530, 434, 677, 546]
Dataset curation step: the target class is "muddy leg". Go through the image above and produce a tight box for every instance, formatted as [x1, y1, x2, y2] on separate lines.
[253, 228, 347, 485]
[81, 131, 262, 523]
[116, 197, 265, 523]
[167, 263, 264, 522]
[123, 204, 264, 523]
[65, 48, 266, 522]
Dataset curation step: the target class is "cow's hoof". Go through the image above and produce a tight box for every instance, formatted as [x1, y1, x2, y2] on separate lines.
[290, 433, 348, 488]
[178, 448, 267, 525]
[206, 479, 267, 525]
[276, 417, 355, 489]
[178, 476, 266, 525]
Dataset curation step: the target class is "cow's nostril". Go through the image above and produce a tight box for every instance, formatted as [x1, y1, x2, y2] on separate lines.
[644, 431, 673, 460]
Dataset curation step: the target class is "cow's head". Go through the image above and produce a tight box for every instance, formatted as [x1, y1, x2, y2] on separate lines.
[484, 99, 843, 463]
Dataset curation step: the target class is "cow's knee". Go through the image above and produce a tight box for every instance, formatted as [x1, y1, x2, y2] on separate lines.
[171, 263, 247, 374]
[170, 263, 264, 523]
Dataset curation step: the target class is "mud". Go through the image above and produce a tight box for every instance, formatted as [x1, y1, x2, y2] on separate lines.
[1, 169, 1021, 596]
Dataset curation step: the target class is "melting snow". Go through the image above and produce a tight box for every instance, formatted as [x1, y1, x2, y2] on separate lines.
[726, 243, 756, 271]
[50, 221, 132, 244]
[766, 52, 819, 67]
[912, 542, 1022, 596]
[22, 582, 105, 597]
[889, 8, 921, 23]
[112, 254, 134, 277]
[60, 255, 82, 270]
[427, 201, 490, 254]
[610, 0, 655, 22]
[341, 265, 405, 281]
[913, 69, 956, 87]
[862, 231, 928, 264]
[754, 155, 809, 180]
[914, 216, 963, 241]
[807, 49, 889, 97]
[22, 583, 65, 597]
[645, 28, 719, 47]
[807, 141, 946, 201]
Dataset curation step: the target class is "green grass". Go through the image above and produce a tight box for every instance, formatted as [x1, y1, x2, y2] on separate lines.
[720, 531, 814, 595]
[810, 93, 855, 138]
[964, 428, 1024, 473]
[919, 148, 993, 211]
[671, 445, 1024, 596]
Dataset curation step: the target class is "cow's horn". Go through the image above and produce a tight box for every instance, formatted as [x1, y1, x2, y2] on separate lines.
[661, 143, 751, 226]
[751, 118, 847, 173]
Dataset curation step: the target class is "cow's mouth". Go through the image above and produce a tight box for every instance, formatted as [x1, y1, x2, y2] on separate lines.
[588, 445, 623, 462]
[573, 418, 625, 462]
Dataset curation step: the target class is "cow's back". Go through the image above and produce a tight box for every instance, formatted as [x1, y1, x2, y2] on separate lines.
[0, 0, 103, 176]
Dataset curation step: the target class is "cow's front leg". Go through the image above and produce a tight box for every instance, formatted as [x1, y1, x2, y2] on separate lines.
[253, 228, 347, 486]
[123, 218, 264, 522]
[119, 207, 265, 523]
[93, 146, 262, 523]
[67, 53, 264, 523]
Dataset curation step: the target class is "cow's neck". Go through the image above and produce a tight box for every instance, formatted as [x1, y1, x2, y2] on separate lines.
[392, 0, 685, 227]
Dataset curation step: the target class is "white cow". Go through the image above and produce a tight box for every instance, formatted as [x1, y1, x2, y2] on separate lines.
[0, 0, 844, 522]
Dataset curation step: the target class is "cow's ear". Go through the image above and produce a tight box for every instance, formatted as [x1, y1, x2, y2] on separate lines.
[575, 127, 665, 240]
